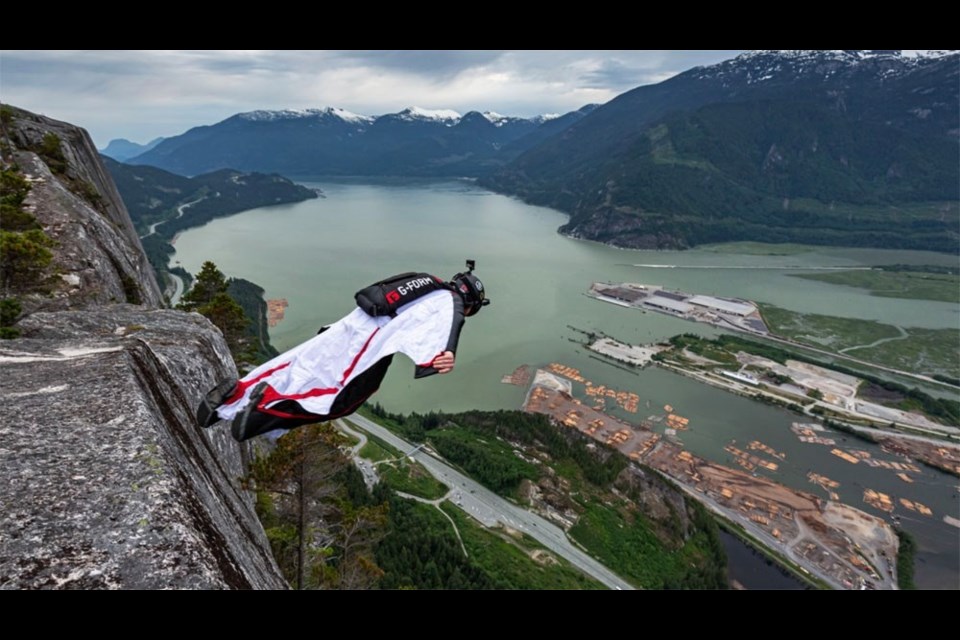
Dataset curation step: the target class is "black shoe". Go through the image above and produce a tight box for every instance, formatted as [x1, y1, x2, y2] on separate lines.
[196, 377, 238, 428]
[232, 381, 269, 442]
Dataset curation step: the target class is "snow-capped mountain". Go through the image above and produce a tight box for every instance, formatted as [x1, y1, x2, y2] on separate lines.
[691, 49, 959, 86]
[128, 105, 590, 177]
[236, 107, 374, 124]
[484, 50, 959, 253]
[394, 107, 462, 123]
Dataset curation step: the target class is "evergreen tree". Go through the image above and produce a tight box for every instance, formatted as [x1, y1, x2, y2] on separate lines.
[177, 260, 250, 360]
[247, 424, 386, 589]
[177, 260, 228, 311]
[200, 292, 249, 358]
[0, 169, 38, 232]
[0, 229, 54, 294]
[0, 297, 22, 339]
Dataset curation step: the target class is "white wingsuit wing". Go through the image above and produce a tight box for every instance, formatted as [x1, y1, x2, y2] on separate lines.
[216, 289, 463, 420]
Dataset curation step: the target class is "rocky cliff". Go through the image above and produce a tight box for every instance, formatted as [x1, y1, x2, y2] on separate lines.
[3, 107, 163, 311]
[0, 106, 286, 589]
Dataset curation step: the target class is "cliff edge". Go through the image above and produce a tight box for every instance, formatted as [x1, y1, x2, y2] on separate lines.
[0, 106, 286, 589]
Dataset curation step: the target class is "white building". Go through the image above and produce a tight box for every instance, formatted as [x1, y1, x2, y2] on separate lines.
[688, 295, 755, 317]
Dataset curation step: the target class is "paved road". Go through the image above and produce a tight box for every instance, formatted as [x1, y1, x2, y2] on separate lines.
[336, 420, 380, 488]
[347, 413, 634, 590]
[140, 196, 205, 306]
[663, 361, 959, 439]
[169, 272, 184, 306]
[139, 195, 206, 240]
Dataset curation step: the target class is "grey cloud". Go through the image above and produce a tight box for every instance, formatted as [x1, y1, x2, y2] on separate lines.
[333, 50, 506, 78]
[582, 59, 651, 90]
[581, 51, 744, 89]
[1, 51, 149, 83]
[0, 50, 747, 145]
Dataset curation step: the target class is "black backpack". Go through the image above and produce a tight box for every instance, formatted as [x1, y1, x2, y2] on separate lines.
[354, 272, 449, 317]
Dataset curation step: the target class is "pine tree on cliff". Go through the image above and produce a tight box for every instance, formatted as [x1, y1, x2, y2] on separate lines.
[1, 167, 54, 308]
[178, 261, 249, 359]
[178, 261, 228, 309]
[245, 423, 386, 589]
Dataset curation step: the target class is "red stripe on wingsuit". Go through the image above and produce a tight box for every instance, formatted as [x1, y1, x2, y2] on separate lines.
[261, 383, 377, 420]
[262, 384, 339, 405]
[418, 352, 443, 368]
[259, 407, 304, 419]
[339, 327, 380, 386]
[244, 327, 383, 417]
[258, 384, 338, 418]
[224, 362, 291, 405]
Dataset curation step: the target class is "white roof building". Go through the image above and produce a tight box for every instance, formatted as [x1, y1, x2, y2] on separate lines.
[688, 295, 755, 316]
[645, 296, 695, 314]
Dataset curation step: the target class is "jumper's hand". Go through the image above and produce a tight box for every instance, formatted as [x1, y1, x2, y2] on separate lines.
[433, 351, 455, 374]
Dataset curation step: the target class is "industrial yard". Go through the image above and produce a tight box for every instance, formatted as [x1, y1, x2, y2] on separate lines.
[521, 367, 901, 589]
[589, 282, 768, 334]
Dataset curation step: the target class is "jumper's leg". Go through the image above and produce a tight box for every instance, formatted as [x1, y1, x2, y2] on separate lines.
[230, 382, 321, 442]
[196, 377, 239, 428]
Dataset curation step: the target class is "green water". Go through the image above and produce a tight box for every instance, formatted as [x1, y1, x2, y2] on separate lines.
[173, 179, 960, 589]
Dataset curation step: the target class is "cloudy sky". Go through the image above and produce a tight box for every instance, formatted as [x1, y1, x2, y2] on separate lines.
[1, 50, 747, 146]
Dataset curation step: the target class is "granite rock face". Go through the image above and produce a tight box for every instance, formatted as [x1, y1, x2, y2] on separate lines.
[5, 107, 163, 311]
[0, 308, 286, 589]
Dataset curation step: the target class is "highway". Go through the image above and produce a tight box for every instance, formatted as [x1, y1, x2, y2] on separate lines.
[336, 420, 380, 488]
[140, 196, 205, 306]
[345, 413, 634, 590]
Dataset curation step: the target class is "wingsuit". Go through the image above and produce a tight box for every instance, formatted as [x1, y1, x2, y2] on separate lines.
[197, 266, 489, 441]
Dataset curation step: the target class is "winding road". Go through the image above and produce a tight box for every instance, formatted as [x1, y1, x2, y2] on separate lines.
[839, 325, 909, 355]
[139, 196, 206, 305]
[335, 419, 474, 559]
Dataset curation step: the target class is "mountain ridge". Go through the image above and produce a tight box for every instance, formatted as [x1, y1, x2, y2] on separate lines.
[127, 105, 594, 177]
[100, 136, 165, 161]
[481, 49, 959, 253]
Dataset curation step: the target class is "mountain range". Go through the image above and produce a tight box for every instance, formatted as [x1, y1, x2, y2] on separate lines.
[124, 50, 958, 253]
[127, 105, 598, 177]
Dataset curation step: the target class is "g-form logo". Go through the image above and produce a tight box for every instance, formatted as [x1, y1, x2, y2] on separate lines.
[397, 277, 433, 296]
[385, 290, 401, 304]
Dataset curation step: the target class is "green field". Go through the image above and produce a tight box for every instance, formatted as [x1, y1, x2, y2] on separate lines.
[568, 499, 726, 589]
[379, 460, 448, 500]
[440, 503, 605, 590]
[759, 304, 902, 350]
[855, 328, 960, 381]
[790, 269, 959, 303]
[759, 304, 959, 379]
[357, 438, 396, 463]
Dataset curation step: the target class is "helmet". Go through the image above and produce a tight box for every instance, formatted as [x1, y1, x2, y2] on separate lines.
[451, 271, 490, 317]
